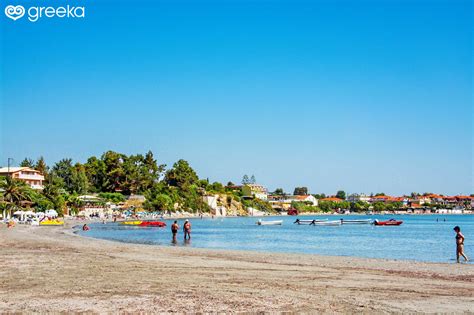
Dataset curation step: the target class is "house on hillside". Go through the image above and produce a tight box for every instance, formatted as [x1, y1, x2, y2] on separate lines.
[242, 184, 268, 200]
[347, 194, 371, 203]
[0, 167, 45, 189]
[288, 195, 318, 206]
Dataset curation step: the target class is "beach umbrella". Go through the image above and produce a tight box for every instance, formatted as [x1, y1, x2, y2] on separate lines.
[45, 209, 58, 217]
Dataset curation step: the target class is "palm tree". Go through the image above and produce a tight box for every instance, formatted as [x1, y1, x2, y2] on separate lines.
[0, 177, 34, 218]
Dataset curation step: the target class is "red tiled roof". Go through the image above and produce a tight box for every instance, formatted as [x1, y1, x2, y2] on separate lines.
[321, 197, 343, 202]
[295, 195, 311, 200]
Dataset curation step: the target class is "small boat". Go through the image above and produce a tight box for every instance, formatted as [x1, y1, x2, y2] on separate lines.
[138, 221, 166, 227]
[373, 219, 403, 226]
[120, 220, 143, 225]
[311, 220, 341, 226]
[294, 219, 328, 225]
[39, 219, 64, 226]
[256, 219, 283, 226]
[340, 219, 372, 224]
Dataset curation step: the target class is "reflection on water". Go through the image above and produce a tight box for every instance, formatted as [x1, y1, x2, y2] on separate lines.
[78, 214, 474, 263]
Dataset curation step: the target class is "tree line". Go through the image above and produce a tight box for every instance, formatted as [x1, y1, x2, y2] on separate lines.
[1, 151, 247, 216]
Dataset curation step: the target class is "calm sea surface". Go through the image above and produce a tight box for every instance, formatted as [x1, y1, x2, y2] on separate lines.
[77, 214, 474, 263]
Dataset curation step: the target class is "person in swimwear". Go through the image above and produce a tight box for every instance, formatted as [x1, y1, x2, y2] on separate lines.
[453, 226, 468, 263]
[82, 224, 90, 231]
[183, 219, 191, 240]
[171, 220, 179, 242]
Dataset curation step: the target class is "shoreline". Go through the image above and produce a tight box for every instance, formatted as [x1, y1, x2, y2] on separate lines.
[76, 220, 468, 266]
[1, 220, 473, 312]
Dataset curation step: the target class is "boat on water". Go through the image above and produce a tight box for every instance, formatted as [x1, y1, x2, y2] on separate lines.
[120, 220, 143, 225]
[310, 220, 341, 226]
[294, 219, 328, 225]
[138, 221, 166, 227]
[340, 219, 372, 224]
[256, 219, 283, 226]
[373, 219, 403, 226]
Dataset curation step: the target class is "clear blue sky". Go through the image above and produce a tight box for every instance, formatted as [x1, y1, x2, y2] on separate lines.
[1, 0, 472, 195]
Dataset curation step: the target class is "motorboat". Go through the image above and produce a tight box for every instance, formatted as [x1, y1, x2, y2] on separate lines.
[256, 219, 283, 226]
[310, 220, 341, 226]
[340, 219, 372, 224]
[373, 219, 403, 226]
[294, 219, 328, 225]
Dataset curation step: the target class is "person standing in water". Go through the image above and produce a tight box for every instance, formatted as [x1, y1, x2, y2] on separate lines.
[454, 226, 468, 263]
[183, 219, 191, 240]
[171, 221, 179, 242]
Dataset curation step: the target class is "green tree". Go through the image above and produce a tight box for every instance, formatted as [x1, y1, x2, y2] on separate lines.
[242, 175, 250, 185]
[0, 177, 35, 217]
[273, 188, 285, 195]
[35, 156, 48, 176]
[98, 192, 126, 203]
[51, 158, 73, 191]
[42, 175, 67, 215]
[351, 201, 368, 212]
[144, 193, 173, 212]
[84, 156, 107, 192]
[250, 175, 256, 184]
[293, 187, 308, 195]
[209, 182, 224, 193]
[373, 202, 386, 212]
[20, 158, 35, 168]
[164, 159, 198, 191]
[336, 190, 346, 200]
[70, 163, 89, 194]
[101, 151, 127, 192]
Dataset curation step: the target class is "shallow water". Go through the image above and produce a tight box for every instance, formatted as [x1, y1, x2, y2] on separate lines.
[77, 214, 474, 263]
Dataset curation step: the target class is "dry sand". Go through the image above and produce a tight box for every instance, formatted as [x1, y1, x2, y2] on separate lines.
[0, 220, 473, 313]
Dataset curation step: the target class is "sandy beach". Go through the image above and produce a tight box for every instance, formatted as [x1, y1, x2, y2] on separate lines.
[0, 221, 473, 313]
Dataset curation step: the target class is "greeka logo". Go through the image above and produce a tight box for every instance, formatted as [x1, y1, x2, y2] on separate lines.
[4, 5, 24, 20]
[4, 4, 85, 22]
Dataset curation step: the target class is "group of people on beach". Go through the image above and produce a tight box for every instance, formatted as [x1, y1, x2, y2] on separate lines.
[171, 219, 191, 242]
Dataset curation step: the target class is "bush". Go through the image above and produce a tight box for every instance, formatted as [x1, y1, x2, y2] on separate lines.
[98, 192, 126, 203]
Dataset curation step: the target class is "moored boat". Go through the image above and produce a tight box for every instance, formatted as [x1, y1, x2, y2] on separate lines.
[294, 219, 328, 225]
[310, 220, 341, 226]
[257, 219, 283, 226]
[373, 219, 403, 226]
[340, 219, 372, 224]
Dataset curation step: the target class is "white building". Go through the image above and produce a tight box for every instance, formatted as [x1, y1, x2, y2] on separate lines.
[0, 167, 45, 189]
[242, 184, 268, 200]
[203, 195, 227, 216]
[288, 195, 319, 206]
[347, 193, 371, 203]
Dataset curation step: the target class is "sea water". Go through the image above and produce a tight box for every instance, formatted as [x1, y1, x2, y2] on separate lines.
[77, 214, 474, 263]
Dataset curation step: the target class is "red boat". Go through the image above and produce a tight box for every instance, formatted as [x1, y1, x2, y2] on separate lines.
[373, 219, 403, 226]
[138, 221, 167, 227]
[287, 208, 298, 216]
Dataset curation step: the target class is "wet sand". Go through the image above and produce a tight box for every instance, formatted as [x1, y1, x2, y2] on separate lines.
[0, 221, 472, 313]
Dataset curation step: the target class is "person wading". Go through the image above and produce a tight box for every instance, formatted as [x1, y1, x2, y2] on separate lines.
[183, 219, 191, 240]
[454, 226, 468, 263]
[171, 220, 179, 242]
